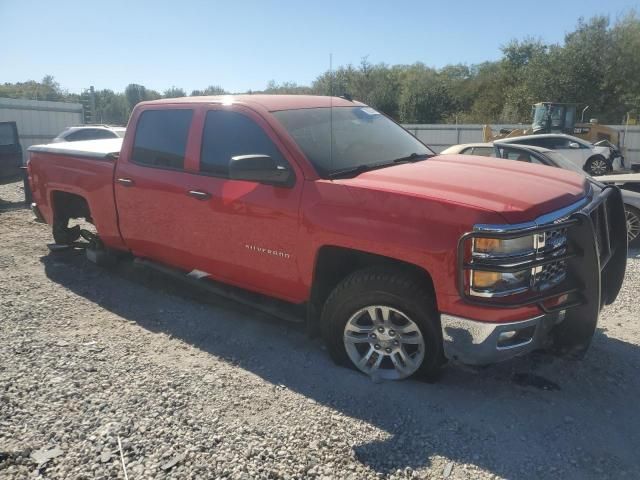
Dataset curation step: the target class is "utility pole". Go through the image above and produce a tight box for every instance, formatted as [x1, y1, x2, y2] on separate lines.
[81, 86, 97, 124]
[89, 86, 96, 125]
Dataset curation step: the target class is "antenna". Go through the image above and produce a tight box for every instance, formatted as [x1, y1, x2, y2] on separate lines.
[329, 53, 333, 172]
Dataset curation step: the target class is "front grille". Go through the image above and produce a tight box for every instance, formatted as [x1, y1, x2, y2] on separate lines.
[542, 228, 567, 253]
[536, 260, 567, 289]
[533, 228, 568, 291]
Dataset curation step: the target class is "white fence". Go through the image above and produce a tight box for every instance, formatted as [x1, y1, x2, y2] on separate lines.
[403, 123, 640, 164]
[0, 97, 84, 162]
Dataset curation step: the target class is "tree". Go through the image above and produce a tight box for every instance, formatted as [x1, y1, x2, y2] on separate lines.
[124, 84, 161, 109]
[94, 90, 129, 125]
[125, 84, 147, 109]
[0, 75, 66, 101]
[163, 86, 186, 98]
[1, 11, 639, 126]
[610, 11, 640, 118]
[191, 85, 227, 96]
[263, 81, 311, 94]
[397, 64, 454, 123]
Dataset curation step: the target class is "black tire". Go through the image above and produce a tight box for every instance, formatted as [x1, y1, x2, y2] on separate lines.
[52, 220, 81, 245]
[626, 205, 640, 249]
[320, 267, 444, 381]
[584, 155, 611, 176]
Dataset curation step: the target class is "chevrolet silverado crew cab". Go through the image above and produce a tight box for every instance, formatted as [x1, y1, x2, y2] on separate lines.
[27, 95, 628, 381]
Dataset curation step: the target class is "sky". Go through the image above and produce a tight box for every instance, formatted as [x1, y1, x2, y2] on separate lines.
[1, 0, 638, 95]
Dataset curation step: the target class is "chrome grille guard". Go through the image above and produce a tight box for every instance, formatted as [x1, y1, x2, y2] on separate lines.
[456, 184, 627, 313]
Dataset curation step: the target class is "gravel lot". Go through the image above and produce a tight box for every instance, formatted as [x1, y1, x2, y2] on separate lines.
[1, 179, 640, 479]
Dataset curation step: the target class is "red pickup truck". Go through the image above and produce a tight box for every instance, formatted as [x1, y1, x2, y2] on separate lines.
[27, 95, 627, 381]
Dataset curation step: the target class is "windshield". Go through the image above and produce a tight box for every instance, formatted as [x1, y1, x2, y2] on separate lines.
[272, 106, 433, 177]
[531, 104, 548, 132]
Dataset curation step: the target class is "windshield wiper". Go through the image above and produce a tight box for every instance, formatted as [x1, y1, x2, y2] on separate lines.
[392, 152, 432, 163]
[327, 164, 376, 179]
[327, 153, 433, 179]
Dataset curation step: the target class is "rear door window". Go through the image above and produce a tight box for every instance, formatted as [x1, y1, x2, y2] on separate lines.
[500, 147, 544, 164]
[90, 129, 118, 139]
[539, 137, 568, 149]
[132, 109, 193, 169]
[200, 110, 285, 177]
[65, 129, 91, 141]
[471, 147, 494, 157]
[66, 129, 117, 141]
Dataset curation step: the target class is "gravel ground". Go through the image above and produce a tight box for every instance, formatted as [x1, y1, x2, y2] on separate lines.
[1, 179, 640, 480]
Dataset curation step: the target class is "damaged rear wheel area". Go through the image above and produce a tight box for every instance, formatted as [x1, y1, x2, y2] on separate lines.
[51, 191, 92, 245]
[49, 191, 120, 266]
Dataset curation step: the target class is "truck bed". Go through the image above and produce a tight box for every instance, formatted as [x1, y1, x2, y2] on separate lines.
[28, 138, 123, 160]
[27, 138, 127, 249]
[595, 172, 640, 184]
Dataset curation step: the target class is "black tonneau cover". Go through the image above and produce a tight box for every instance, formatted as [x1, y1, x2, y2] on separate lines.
[28, 138, 123, 161]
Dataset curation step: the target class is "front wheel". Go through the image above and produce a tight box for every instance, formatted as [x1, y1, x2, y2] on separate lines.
[626, 205, 640, 249]
[321, 268, 444, 381]
[585, 155, 610, 176]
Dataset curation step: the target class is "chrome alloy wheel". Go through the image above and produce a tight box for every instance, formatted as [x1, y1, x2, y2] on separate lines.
[589, 158, 609, 176]
[626, 207, 640, 245]
[343, 305, 425, 380]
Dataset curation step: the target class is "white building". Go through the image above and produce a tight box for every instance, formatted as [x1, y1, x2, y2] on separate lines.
[0, 97, 84, 162]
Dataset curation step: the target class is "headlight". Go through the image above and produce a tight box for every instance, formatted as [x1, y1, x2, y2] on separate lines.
[473, 235, 536, 258]
[465, 230, 567, 298]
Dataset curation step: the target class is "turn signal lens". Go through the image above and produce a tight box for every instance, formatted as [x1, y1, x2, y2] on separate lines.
[472, 271, 501, 288]
[472, 235, 535, 257]
[474, 238, 501, 254]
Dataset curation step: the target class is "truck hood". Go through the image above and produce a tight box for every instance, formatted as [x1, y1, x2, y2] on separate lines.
[337, 155, 588, 224]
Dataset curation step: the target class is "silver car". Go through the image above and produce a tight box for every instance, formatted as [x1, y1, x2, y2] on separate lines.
[493, 134, 619, 176]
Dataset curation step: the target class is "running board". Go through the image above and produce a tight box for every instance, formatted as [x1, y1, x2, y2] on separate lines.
[133, 258, 305, 324]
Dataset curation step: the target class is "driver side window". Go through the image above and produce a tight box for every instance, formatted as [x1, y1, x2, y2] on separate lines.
[200, 110, 286, 177]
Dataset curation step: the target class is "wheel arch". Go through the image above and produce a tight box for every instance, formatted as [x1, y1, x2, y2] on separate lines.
[307, 245, 437, 334]
[50, 190, 92, 223]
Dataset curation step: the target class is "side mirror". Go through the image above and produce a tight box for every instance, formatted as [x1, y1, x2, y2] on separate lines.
[229, 154, 293, 187]
[568, 142, 580, 149]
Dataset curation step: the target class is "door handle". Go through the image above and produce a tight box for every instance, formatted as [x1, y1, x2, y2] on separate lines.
[187, 190, 211, 200]
[116, 178, 135, 186]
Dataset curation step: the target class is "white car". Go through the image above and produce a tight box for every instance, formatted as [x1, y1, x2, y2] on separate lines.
[493, 133, 617, 176]
[53, 125, 126, 143]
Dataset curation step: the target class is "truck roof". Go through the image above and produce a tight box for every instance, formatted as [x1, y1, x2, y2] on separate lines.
[140, 95, 364, 112]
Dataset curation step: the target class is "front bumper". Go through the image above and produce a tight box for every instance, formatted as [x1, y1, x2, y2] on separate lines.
[441, 311, 563, 365]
